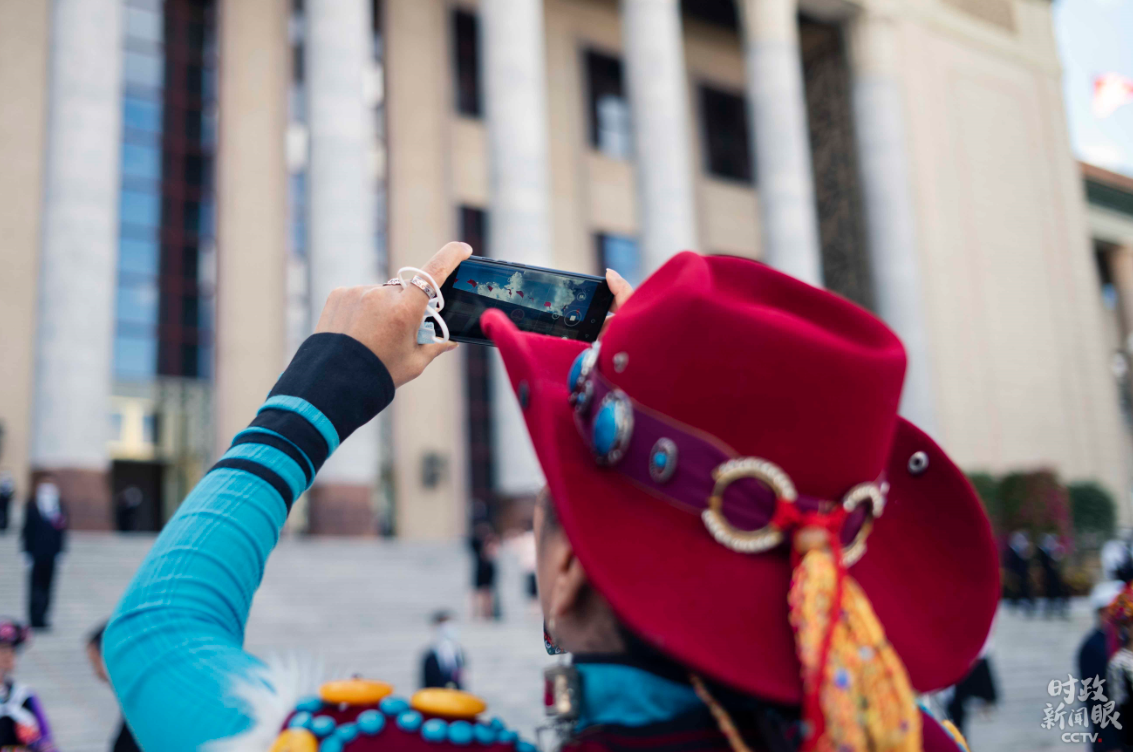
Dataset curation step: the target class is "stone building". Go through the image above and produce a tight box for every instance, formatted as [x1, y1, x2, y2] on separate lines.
[0, 0, 1129, 536]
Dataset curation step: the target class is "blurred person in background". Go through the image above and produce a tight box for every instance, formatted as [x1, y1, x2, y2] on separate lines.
[0, 618, 56, 751]
[115, 486, 144, 533]
[944, 631, 998, 737]
[514, 525, 538, 606]
[1038, 533, 1069, 619]
[99, 248, 996, 751]
[469, 521, 499, 620]
[1005, 530, 1034, 615]
[0, 472, 14, 533]
[1107, 585, 1133, 751]
[20, 476, 67, 629]
[420, 610, 465, 690]
[1080, 580, 1124, 752]
[86, 621, 141, 752]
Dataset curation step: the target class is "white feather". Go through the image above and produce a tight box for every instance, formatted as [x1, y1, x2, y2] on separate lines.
[204, 654, 325, 752]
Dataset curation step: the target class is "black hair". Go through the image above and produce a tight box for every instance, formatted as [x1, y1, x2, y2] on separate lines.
[88, 620, 109, 650]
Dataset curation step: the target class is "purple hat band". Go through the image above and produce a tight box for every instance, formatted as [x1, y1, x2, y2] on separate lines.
[0, 619, 29, 647]
[573, 370, 875, 551]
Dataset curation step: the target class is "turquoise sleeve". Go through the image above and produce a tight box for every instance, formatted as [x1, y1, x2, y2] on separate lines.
[103, 333, 395, 751]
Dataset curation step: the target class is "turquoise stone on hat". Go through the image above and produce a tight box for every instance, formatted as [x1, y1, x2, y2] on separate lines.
[448, 720, 473, 746]
[397, 710, 424, 732]
[357, 709, 386, 735]
[380, 696, 410, 715]
[473, 724, 496, 744]
[517, 742, 537, 752]
[296, 696, 323, 713]
[319, 737, 343, 752]
[422, 718, 448, 743]
[489, 718, 505, 731]
[335, 723, 359, 742]
[288, 711, 313, 730]
[593, 403, 618, 455]
[498, 729, 518, 744]
[311, 715, 336, 737]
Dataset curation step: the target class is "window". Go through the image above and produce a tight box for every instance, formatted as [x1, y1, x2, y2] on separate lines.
[585, 51, 631, 159]
[699, 85, 752, 183]
[1097, 243, 1118, 311]
[453, 10, 481, 118]
[596, 233, 642, 287]
[459, 205, 488, 256]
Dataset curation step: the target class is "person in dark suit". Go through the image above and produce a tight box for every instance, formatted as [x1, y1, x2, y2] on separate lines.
[420, 610, 465, 689]
[1079, 581, 1124, 752]
[20, 477, 67, 629]
[0, 473, 14, 533]
[87, 621, 140, 752]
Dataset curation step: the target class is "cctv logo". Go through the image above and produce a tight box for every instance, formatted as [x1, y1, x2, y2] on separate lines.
[1061, 732, 1100, 743]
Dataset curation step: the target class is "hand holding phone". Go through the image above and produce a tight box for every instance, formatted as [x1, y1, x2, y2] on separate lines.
[438, 257, 616, 346]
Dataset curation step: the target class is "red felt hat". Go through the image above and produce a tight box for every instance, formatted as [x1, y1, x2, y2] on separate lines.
[481, 252, 999, 705]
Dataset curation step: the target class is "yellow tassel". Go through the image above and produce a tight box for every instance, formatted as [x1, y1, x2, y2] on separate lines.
[787, 532, 922, 752]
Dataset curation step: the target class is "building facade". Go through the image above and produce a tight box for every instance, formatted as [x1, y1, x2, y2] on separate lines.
[1, 0, 1129, 537]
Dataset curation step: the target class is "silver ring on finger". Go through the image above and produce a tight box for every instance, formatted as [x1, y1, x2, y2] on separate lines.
[409, 275, 438, 301]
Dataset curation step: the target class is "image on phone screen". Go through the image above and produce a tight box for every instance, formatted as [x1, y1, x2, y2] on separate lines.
[439, 257, 613, 345]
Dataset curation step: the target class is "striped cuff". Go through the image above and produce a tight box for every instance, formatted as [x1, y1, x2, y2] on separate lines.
[208, 333, 396, 508]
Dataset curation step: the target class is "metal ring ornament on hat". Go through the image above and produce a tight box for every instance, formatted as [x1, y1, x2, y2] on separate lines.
[839, 482, 887, 565]
[702, 458, 796, 554]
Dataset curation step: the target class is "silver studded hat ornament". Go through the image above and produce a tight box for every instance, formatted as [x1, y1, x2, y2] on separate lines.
[478, 252, 1000, 740]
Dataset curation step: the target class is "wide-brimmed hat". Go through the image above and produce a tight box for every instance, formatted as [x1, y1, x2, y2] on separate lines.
[482, 253, 998, 723]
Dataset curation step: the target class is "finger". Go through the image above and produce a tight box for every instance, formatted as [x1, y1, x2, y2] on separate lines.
[420, 341, 459, 361]
[606, 268, 634, 313]
[422, 242, 473, 290]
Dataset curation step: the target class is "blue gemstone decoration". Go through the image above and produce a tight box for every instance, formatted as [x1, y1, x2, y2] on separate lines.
[593, 402, 618, 455]
[311, 715, 337, 737]
[489, 718, 505, 731]
[380, 696, 410, 715]
[653, 451, 667, 468]
[568, 350, 586, 391]
[474, 724, 496, 744]
[648, 438, 678, 483]
[422, 718, 449, 743]
[289, 711, 313, 730]
[357, 709, 386, 735]
[517, 741, 537, 752]
[834, 669, 850, 689]
[448, 720, 473, 746]
[498, 729, 518, 744]
[296, 696, 323, 713]
[319, 737, 343, 752]
[335, 723, 359, 742]
[397, 710, 424, 732]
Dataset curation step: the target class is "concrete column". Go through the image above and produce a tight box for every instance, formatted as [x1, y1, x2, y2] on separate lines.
[305, 0, 381, 534]
[847, 11, 936, 434]
[620, 0, 698, 273]
[0, 2, 50, 512]
[214, 0, 289, 457]
[386, 0, 467, 540]
[482, 0, 552, 498]
[1107, 245, 1133, 353]
[30, 0, 123, 530]
[738, 0, 822, 285]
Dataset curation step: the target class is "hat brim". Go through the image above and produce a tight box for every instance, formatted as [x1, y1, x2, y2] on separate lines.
[483, 311, 1000, 703]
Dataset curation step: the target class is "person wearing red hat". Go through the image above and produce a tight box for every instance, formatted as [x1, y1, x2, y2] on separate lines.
[0, 617, 57, 751]
[102, 245, 997, 752]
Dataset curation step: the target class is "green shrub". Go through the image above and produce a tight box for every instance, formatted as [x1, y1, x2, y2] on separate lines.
[967, 472, 1002, 534]
[1069, 481, 1117, 538]
[997, 469, 1072, 542]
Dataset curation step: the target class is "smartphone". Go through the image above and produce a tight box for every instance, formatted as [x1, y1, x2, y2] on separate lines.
[437, 256, 615, 346]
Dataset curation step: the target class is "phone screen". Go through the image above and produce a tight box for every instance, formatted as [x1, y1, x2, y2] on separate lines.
[438, 257, 613, 345]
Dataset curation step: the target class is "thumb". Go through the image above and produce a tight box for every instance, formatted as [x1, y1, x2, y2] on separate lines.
[420, 341, 459, 365]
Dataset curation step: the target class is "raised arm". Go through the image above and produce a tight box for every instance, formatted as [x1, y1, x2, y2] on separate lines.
[103, 243, 470, 752]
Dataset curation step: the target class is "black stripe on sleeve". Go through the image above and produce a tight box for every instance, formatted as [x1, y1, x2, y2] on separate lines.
[269, 333, 395, 443]
[209, 458, 295, 510]
[248, 409, 331, 472]
[230, 431, 314, 486]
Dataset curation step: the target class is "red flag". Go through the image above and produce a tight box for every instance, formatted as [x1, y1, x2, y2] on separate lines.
[518, 291, 524, 298]
[1094, 73, 1133, 118]
[544, 302, 551, 308]
[487, 285, 493, 292]
[467, 279, 478, 287]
